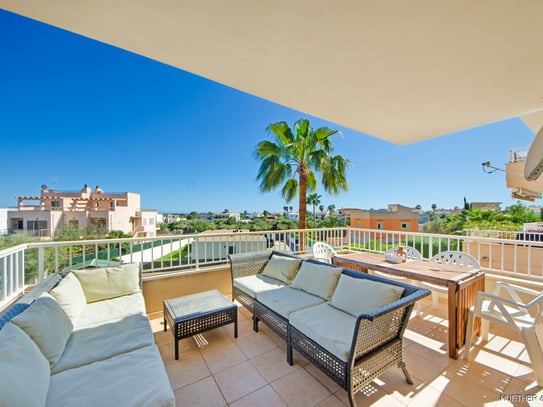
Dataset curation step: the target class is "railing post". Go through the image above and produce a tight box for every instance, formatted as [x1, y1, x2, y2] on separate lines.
[38, 247, 45, 280]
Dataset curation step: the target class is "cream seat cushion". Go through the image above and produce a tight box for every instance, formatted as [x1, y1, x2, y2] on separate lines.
[257, 286, 325, 318]
[52, 314, 155, 374]
[261, 255, 301, 284]
[47, 345, 175, 407]
[233, 274, 286, 298]
[74, 292, 146, 329]
[290, 303, 356, 362]
[11, 295, 73, 368]
[290, 261, 342, 300]
[0, 323, 51, 407]
[330, 275, 405, 316]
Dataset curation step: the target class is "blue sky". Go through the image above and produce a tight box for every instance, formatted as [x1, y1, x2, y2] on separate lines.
[0, 10, 536, 214]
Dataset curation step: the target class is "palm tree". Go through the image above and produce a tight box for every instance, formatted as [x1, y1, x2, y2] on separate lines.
[255, 119, 349, 231]
[319, 204, 325, 218]
[327, 204, 335, 216]
[307, 193, 322, 228]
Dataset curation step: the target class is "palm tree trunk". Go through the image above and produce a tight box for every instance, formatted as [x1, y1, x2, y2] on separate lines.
[298, 169, 307, 252]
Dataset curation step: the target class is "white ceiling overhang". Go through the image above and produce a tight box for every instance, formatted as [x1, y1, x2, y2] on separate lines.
[2, 0, 543, 143]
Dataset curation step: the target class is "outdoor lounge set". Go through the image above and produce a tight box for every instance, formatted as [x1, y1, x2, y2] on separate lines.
[0, 263, 174, 407]
[229, 249, 430, 406]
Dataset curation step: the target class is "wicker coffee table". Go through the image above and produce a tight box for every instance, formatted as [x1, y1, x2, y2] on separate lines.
[163, 289, 238, 360]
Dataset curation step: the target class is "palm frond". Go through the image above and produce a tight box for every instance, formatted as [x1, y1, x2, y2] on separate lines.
[306, 171, 318, 191]
[281, 178, 298, 202]
[267, 121, 294, 146]
[294, 118, 310, 138]
[255, 140, 281, 158]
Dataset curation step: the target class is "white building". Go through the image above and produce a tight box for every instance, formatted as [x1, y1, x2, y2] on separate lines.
[8, 184, 158, 238]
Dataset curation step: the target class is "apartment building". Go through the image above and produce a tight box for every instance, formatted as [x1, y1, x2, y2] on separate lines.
[8, 184, 158, 238]
[346, 204, 419, 233]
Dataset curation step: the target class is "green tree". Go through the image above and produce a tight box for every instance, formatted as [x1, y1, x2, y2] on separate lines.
[306, 193, 322, 228]
[327, 204, 335, 215]
[255, 118, 349, 230]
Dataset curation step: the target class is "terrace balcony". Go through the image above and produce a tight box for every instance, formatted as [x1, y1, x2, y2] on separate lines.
[2, 227, 543, 406]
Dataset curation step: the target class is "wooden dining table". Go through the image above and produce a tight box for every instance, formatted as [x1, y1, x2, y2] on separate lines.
[332, 252, 485, 359]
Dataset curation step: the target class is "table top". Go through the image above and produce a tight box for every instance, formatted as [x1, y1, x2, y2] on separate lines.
[164, 289, 235, 321]
[333, 252, 483, 287]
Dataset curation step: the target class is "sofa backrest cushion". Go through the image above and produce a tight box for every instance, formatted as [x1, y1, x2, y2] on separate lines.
[73, 263, 141, 303]
[0, 303, 29, 330]
[330, 274, 405, 316]
[0, 323, 50, 406]
[51, 272, 87, 321]
[290, 261, 342, 300]
[11, 295, 74, 368]
[261, 254, 302, 284]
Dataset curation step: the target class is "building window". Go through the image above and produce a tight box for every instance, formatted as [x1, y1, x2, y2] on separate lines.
[401, 222, 409, 230]
[69, 219, 79, 228]
[376, 222, 384, 230]
[27, 220, 47, 236]
[143, 218, 147, 225]
[149, 218, 155, 225]
[52, 201, 60, 207]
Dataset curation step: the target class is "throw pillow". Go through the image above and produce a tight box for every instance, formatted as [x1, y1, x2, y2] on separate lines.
[11, 296, 74, 368]
[261, 255, 302, 284]
[73, 263, 141, 303]
[50, 272, 87, 321]
[330, 274, 405, 316]
[290, 261, 342, 300]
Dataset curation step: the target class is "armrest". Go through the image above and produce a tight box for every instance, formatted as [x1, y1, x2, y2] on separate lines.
[228, 250, 272, 279]
[493, 282, 543, 309]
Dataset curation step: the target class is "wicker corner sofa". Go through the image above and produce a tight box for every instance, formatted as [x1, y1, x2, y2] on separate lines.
[229, 250, 430, 406]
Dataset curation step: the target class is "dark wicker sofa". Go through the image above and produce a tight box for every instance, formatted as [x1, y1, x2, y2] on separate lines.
[229, 250, 430, 406]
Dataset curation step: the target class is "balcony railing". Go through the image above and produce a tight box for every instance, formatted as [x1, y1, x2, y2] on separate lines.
[2, 226, 543, 309]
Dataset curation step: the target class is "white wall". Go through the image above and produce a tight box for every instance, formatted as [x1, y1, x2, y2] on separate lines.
[0, 208, 10, 235]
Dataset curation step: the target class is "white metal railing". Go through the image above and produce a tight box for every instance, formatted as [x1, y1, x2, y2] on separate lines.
[3, 226, 543, 309]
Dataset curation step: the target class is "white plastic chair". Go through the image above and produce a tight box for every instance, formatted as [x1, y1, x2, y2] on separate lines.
[417, 251, 480, 312]
[312, 242, 337, 264]
[373, 246, 422, 284]
[464, 282, 543, 385]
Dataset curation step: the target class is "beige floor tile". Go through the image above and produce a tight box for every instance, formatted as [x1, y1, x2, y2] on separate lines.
[314, 394, 348, 407]
[469, 348, 525, 379]
[201, 326, 236, 349]
[444, 358, 511, 393]
[158, 337, 199, 364]
[405, 384, 464, 407]
[252, 347, 300, 383]
[428, 373, 502, 405]
[304, 362, 342, 393]
[272, 368, 331, 406]
[165, 352, 211, 390]
[236, 329, 278, 359]
[201, 341, 248, 374]
[230, 385, 287, 407]
[223, 318, 253, 338]
[214, 360, 268, 403]
[333, 383, 391, 407]
[174, 377, 226, 407]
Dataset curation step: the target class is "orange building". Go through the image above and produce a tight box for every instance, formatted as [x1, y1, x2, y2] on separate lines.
[345, 204, 419, 232]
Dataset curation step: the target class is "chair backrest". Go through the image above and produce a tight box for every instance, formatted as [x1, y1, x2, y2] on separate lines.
[312, 242, 337, 263]
[385, 246, 422, 261]
[429, 251, 480, 268]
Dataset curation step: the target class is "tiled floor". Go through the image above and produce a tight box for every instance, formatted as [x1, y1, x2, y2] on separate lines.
[150, 296, 543, 406]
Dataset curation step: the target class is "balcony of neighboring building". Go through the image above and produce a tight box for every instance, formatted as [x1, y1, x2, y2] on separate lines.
[506, 147, 543, 201]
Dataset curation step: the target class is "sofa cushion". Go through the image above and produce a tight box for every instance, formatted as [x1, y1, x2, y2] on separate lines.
[261, 254, 302, 284]
[0, 323, 51, 407]
[290, 261, 342, 300]
[233, 274, 286, 298]
[330, 274, 405, 316]
[52, 314, 155, 374]
[257, 286, 325, 319]
[73, 263, 141, 303]
[290, 303, 356, 362]
[47, 345, 175, 407]
[0, 302, 29, 330]
[74, 292, 146, 329]
[11, 295, 73, 368]
[50, 272, 87, 321]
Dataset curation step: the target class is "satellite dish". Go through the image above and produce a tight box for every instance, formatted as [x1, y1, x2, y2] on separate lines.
[41, 184, 48, 190]
[524, 125, 543, 181]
